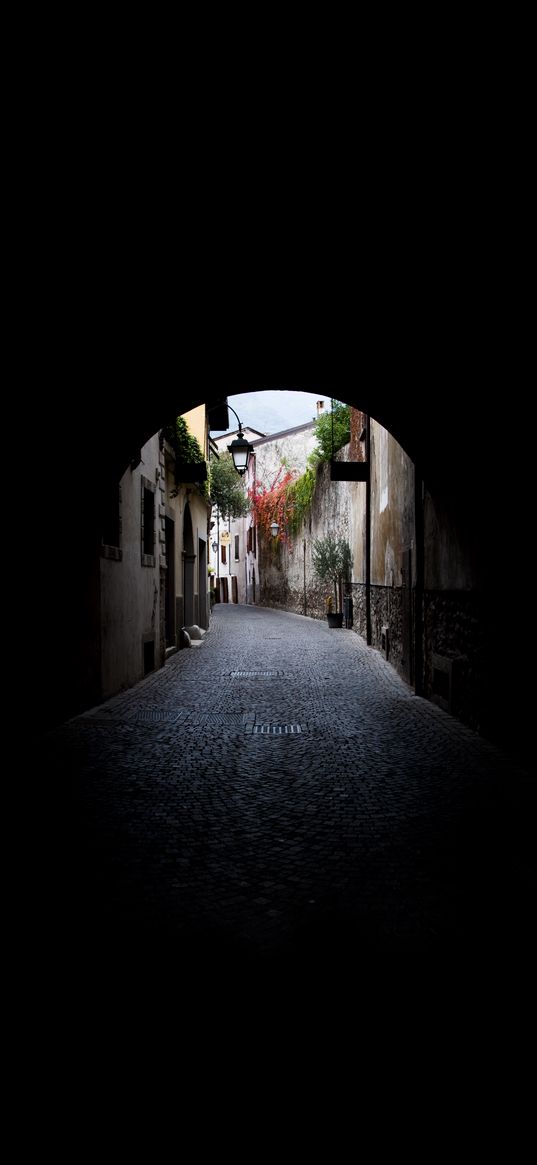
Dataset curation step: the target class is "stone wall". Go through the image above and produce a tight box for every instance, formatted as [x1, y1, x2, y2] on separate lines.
[423, 590, 485, 729]
[369, 421, 415, 587]
[351, 582, 408, 677]
[253, 414, 492, 742]
[258, 457, 355, 619]
[258, 426, 416, 655]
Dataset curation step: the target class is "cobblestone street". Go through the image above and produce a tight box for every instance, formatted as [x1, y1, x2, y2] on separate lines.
[45, 603, 535, 979]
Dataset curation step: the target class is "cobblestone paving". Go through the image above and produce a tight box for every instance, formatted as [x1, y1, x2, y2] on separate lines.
[44, 604, 535, 976]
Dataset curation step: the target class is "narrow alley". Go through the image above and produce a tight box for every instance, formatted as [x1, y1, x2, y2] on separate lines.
[47, 603, 535, 977]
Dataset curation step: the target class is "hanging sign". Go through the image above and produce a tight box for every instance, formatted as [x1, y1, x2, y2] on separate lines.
[220, 531, 231, 544]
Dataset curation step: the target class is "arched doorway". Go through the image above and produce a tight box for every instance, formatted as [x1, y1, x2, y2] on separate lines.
[198, 537, 208, 629]
[164, 516, 175, 648]
[183, 502, 195, 628]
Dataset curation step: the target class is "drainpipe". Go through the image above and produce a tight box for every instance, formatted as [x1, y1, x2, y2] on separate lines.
[414, 467, 424, 695]
[365, 415, 372, 645]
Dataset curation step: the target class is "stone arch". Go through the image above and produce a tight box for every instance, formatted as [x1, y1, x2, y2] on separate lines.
[36, 376, 533, 758]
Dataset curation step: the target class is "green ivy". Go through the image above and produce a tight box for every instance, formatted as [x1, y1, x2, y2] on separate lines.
[285, 467, 316, 534]
[308, 400, 350, 466]
[162, 416, 208, 497]
[163, 416, 205, 466]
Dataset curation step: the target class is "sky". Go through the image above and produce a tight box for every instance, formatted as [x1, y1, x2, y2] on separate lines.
[210, 391, 332, 437]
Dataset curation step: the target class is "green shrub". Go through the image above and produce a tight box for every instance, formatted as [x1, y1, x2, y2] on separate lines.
[308, 401, 350, 466]
[312, 534, 353, 613]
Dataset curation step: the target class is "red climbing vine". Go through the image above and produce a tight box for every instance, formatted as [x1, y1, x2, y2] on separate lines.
[248, 466, 297, 543]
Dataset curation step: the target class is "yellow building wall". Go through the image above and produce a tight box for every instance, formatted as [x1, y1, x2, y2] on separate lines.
[182, 406, 208, 457]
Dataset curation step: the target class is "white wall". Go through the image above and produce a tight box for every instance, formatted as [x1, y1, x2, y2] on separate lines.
[241, 423, 317, 604]
[100, 433, 162, 697]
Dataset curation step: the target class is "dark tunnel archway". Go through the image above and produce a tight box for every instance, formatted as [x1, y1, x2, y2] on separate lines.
[36, 377, 531, 762]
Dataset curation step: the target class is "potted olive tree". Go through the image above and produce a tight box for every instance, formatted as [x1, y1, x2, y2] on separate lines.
[312, 535, 353, 628]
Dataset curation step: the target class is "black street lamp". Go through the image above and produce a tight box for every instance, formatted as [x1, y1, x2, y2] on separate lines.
[226, 405, 254, 476]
